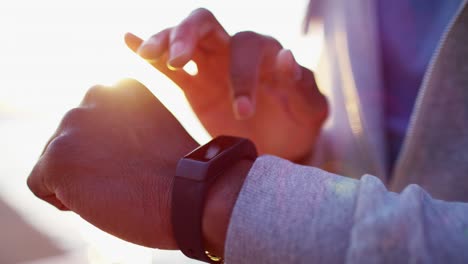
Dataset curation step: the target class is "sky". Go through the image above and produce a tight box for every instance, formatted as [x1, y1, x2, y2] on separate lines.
[0, 0, 322, 263]
[0, 0, 321, 119]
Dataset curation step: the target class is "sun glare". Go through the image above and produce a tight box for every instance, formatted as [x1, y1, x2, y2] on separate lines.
[0, 0, 322, 263]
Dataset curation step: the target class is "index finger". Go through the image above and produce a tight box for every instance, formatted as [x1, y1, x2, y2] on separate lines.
[167, 8, 230, 68]
[230, 32, 282, 119]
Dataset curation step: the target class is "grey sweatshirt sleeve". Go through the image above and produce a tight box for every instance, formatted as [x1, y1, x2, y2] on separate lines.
[224, 155, 468, 263]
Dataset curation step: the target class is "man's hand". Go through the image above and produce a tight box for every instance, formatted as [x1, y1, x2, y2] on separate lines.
[27, 79, 199, 249]
[124, 8, 328, 161]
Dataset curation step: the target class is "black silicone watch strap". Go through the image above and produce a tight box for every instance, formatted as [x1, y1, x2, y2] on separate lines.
[171, 136, 257, 263]
[172, 177, 212, 262]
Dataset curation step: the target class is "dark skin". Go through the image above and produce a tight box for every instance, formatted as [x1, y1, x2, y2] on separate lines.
[28, 79, 200, 249]
[28, 8, 328, 258]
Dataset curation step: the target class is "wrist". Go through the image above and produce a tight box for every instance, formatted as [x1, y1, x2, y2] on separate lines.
[202, 159, 254, 257]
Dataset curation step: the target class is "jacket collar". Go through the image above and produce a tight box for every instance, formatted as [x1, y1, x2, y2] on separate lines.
[313, 0, 467, 188]
[390, 0, 468, 201]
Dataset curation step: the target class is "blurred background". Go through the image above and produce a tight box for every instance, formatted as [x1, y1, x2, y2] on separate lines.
[0, 0, 322, 263]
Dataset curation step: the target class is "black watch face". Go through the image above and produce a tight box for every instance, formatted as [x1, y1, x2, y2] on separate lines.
[186, 136, 241, 162]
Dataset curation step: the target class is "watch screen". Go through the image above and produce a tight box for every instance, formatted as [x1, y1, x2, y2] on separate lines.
[186, 136, 240, 162]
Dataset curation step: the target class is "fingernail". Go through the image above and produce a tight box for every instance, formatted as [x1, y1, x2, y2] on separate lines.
[233, 96, 254, 120]
[168, 41, 189, 68]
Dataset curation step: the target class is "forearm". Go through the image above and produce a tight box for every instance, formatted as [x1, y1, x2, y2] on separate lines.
[225, 156, 357, 263]
[222, 156, 468, 263]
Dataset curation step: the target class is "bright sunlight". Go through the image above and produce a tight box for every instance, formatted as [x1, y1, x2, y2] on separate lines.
[0, 0, 322, 263]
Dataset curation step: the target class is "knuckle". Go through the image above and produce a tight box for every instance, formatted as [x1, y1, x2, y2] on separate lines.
[264, 35, 282, 48]
[26, 172, 38, 193]
[169, 26, 188, 42]
[190, 7, 213, 19]
[26, 172, 47, 199]
[150, 27, 171, 42]
[173, 9, 213, 40]
[232, 31, 270, 52]
[232, 31, 281, 50]
[41, 134, 84, 177]
[113, 78, 142, 90]
[44, 134, 74, 161]
[233, 31, 260, 41]
[26, 164, 50, 198]
[174, 8, 219, 44]
[39, 136, 72, 179]
[82, 79, 152, 110]
[114, 78, 152, 99]
[302, 68, 317, 86]
[81, 84, 108, 106]
[37, 134, 78, 191]
[59, 107, 90, 131]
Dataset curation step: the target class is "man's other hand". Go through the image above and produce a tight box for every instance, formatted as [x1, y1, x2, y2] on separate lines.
[125, 8, 328, 161]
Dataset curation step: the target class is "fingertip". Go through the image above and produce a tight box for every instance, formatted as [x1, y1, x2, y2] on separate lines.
[233, 96, 254, 120]
[124, 32, 143, 52]
[124, 31, 139, 41]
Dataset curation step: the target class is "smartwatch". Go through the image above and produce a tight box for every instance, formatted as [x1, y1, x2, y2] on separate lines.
[171, 135, 257, 263]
